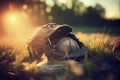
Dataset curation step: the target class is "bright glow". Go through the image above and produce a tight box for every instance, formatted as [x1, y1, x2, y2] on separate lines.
[79, 0, 95, 7]
[45, 0, 55, 7]
[22, 4, 28, 10]
[56, 0, 72, 9]
[57, 0, 67, 4]
[3, 12, 17, 25]
[9, 16, 16, 22]
[2, 10, 35, 41]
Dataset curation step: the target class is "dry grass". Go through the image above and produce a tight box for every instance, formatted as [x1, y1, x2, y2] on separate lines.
[76, 32, 120, 54]
[0, 32, 120, 80]
[0, 32, 120, 67]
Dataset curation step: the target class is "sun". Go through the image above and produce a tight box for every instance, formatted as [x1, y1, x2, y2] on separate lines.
[9, 16, 16, 23]
[3, 12, 17, 25]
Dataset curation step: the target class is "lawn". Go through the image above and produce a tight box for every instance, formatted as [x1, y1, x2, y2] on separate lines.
[0, 26, 120, 80]
[72, 26, 120, 35]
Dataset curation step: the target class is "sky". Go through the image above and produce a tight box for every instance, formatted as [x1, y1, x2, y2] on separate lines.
[46, 0, 120, 19]
[78, 0, 120, 19]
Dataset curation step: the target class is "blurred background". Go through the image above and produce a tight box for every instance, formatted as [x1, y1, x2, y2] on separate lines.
[0, 1, 120, 80]
[0, 0, 120, 38]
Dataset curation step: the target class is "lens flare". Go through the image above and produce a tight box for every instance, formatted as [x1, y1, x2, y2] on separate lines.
[2, 10, 35, 41]
[9, 16, 16, 22]
[3, 11, 18, 26]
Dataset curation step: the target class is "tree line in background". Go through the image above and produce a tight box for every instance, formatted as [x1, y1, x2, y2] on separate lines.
[0, 0, 120, 28]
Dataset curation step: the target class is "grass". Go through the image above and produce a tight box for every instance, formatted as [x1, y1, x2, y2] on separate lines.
[0, 31, 120, 80]
[72, 26, 120, 35]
